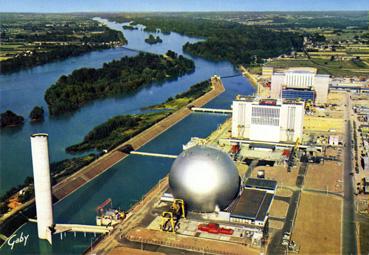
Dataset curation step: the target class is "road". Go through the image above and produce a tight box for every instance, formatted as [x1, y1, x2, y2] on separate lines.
[267, 162, 307, 255]
[342, 92, 358, 254]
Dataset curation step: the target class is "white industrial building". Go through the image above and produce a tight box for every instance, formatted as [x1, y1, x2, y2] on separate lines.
[270, 67, 330, 104]
[231, 97, 304, 143]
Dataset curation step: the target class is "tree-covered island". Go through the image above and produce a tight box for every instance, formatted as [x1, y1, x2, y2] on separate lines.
[29, 106, 44, 122]
[123, 24, 138, 30]
[0, 110, 24, 128]
[66, 80, 211, 153]
[145, 34, 163, 44]
[44, 50, 195, 115]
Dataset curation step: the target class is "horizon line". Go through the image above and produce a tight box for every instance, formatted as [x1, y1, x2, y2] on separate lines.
[0, 10, 368, 14]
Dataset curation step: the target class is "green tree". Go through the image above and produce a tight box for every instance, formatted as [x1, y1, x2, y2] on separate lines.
[29, 106, 44, 121]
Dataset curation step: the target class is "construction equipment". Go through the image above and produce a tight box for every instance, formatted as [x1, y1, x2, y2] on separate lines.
[160, 199, 186, 232]
[160, 212, 176, 232]
[96, 198, 125, 226]
[171, 199, 186, 219]
[287, 138, 300, 172]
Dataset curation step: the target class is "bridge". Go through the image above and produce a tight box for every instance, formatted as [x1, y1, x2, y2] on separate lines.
[54, 224, 113, 234]
[223, 138, 323, 150]
[220, 73, 242, 79]
[130, 151, 178, 159]
[191, 107, 232, 114]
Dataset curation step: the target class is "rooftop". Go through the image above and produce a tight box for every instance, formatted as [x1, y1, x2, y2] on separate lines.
[244, 178, 277, 191]
[230, 188, 273, 221]
[234, 96, 303, 106]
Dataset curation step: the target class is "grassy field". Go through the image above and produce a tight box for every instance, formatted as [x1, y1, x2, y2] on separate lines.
[252, 165, 297, 187]
[293, 192, 342, 255]
[359, 221, 369, 254]
[304, 116, 345, 133]
[265, 58, 369, 77]
[269, 200, 289, 218]
[304, 161, 343, 192]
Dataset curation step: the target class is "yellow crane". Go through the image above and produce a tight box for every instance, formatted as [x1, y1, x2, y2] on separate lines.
[160, 199, 186, 232]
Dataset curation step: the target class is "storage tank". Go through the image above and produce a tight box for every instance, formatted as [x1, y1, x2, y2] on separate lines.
[169, 145, 240, 212]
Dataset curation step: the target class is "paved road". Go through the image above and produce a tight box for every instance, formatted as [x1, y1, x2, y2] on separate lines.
[267, 162, 307, 255]
[342, 93, 358, 254]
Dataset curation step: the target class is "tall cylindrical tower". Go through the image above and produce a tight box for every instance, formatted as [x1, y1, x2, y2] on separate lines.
[30, 133, 53, 244]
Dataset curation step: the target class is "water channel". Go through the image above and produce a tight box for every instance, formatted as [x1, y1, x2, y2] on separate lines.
[0, 18, 254, 254]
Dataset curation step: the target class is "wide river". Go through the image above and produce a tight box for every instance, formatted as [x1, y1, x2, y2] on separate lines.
[0, 18, 254, 254]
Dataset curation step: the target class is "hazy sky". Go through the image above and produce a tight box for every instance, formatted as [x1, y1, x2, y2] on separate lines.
[1, 0, 368, 12]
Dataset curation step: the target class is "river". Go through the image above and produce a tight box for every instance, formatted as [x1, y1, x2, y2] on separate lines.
[0, 18, 254, 254]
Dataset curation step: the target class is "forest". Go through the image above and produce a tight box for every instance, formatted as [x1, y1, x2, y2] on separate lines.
[66, 79, 210, 153]
[106, 15, 303, 65]
[44, 50, 195, 115]
[147, 80, 211, 110]
[0, 44, 117, 74]
[66, 112, 170, 153]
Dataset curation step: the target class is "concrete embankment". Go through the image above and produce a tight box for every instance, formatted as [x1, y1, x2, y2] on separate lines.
[52, 77, 225, 201]
[0, 77, 225, 242]
[239, 65, 269, 98]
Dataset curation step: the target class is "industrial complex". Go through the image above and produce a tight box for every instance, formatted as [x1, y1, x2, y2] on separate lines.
[25, 67, 369, 255]
[269, 67, 330, 104]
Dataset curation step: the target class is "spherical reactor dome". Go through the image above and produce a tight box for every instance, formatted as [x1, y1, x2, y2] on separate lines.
[169, 145, 240, 212]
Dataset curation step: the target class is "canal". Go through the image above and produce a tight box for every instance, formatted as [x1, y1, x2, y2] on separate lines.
[0, 18, 255, 254]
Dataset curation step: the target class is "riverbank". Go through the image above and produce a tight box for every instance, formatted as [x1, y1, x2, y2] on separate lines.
[52, 76, 224, 200]
[67, 80, 211, 153]
[0, 14, 126, 74]
[87, 106, 258, 255]
[0, 76, 224, 244]
[239, 65, 269, 97]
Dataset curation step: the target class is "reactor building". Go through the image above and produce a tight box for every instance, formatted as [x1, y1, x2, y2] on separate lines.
[270, 67, 330, 104]
[165, 145, 275, 241]
[231, 97, 304, 143]
[169, 145, 240, 212]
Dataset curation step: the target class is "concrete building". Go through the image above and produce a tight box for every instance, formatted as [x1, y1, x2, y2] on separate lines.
[270, 68, 330, 104]
[232, 97, 304, 143]
[30, 134, 54, 244]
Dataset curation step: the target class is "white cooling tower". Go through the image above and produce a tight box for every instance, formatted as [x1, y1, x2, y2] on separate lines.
[30, 133, 53, 244]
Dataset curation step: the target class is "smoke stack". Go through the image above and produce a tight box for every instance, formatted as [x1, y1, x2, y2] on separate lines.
[30, 133, 53, 244]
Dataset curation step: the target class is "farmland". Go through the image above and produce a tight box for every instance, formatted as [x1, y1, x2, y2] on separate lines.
[0, 13, 126, 73]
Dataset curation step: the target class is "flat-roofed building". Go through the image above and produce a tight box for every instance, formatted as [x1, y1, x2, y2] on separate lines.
[231, 97, 304, 143]
[230, 188, 273, 227]
[271, 67, 330, 104]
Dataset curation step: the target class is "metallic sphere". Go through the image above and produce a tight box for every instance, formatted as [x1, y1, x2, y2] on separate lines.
[169, 145, 240, 212]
